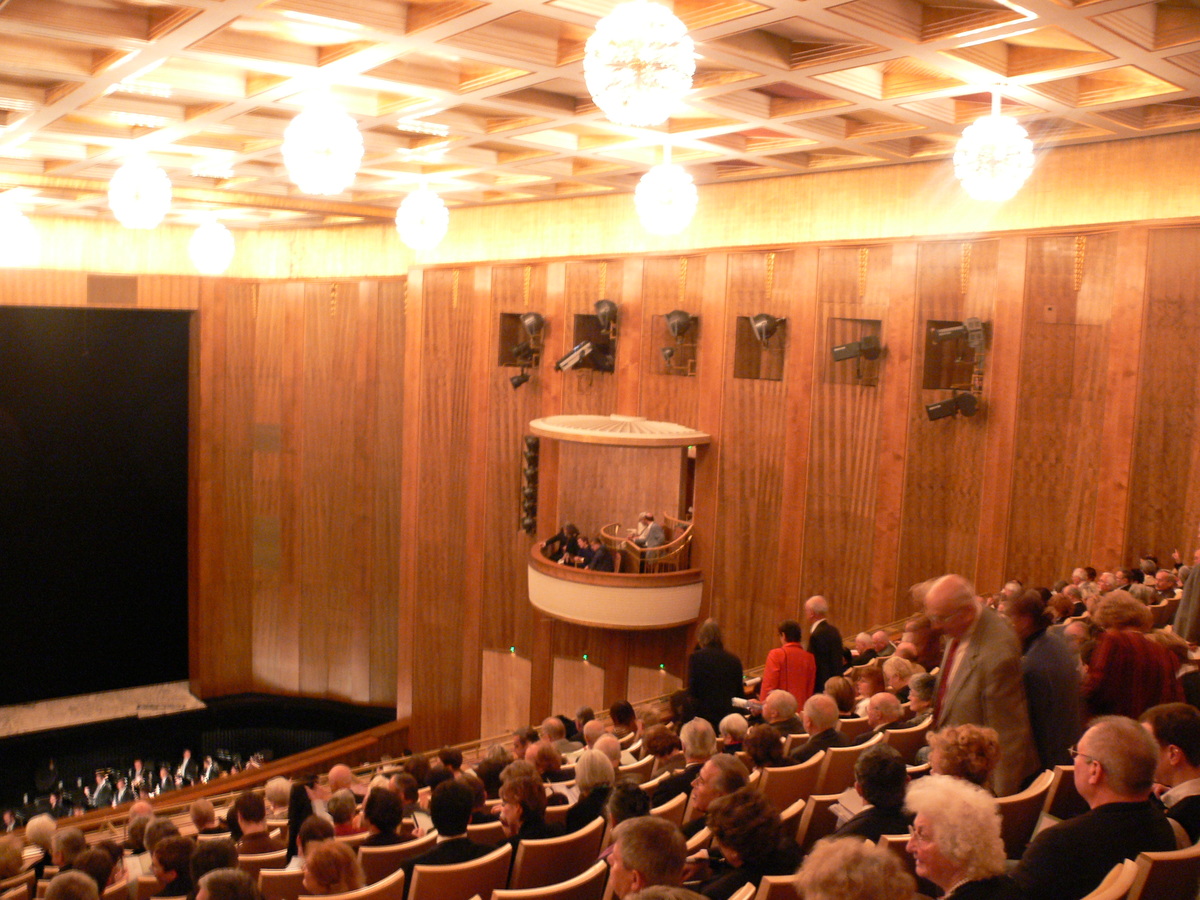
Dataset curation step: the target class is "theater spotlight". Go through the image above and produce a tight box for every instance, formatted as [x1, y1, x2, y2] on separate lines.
[524, 435, 539, 449]
[510, 370, 531, 389]
[555, 340, 595, 371]
[661, 347, 675, 364]
[831, 333, 882, 362]
[665, 309, 695, 339]
[925, 391, 980, 421]
[750, 313, 784, 347]
[520, 311, 545, 338]
[594, 299, 618, 334]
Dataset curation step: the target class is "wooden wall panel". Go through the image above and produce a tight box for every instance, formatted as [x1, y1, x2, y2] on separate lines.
[0, 269, 86, 306]
[552, 658, 606, 721]
[1128, 227, 1200, 563]
[556, 444, 683, 539]
[1006, 233, 1120, 583]
[560, 260, 620, 416]
[637, 256, 704, 429]
[481, 650, 532, 740]
[894, 241, 995, 608]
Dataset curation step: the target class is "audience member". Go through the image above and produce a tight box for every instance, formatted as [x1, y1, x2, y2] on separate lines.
[604, 780, 653, 858]
[70, 849, 113, 896]
[325, 790, 360, 837]
[805, 596, 845, 692]
[44, 872, 99, 900]
[849, 633, 876, 667]
[687, 620, 744, 731]
[301, 841, 363, 895]
[881, 657, 916, 703]
[566, 750, 615, 833]
[760, 690, 803, 737]
[650, 719, 715, 806]
[685, 755, 749, 839]
[232, 793, 283, 854]
[400, 780, 496, 893]
[852, 693, 903, 745]
[539, 718, 581, 756]
[1083, 591, 1182, 719]
[643, 725, 685, 778]
[263, 778, 291, 817]
[851, 667, 884, 717]
[610, 701, 639, 739]
[52, 827, 87, 872]
[698, 787, 801, 900]
[790, 694, 849, 763]
[607, 817, 687, 899]
[194, 869, 258, 900]
[796, 837, 915, 900]
[905, 775, 1020, 899]
[1141, 702, 1200, 842]
[924, 574, 1038, 795]
[759, 621, 816, 705]
[189, 800, 226, 836]
[285, 817, 333, 872]
[717, 714, 748, 755]
[895, 674, 934, 729]
[152, 835, 195, 897]
[1012, 716, 1176, 900]
[190, 838, 239, 886]
[25, 814, 55, 879]
[928, 724, 1001, 791]
[360, 788, 406, 847]
[824, 677, 857, 717]
[833, 745, 911, 841]
[742, 724, 785, 773]
[499, 774, 563, 847]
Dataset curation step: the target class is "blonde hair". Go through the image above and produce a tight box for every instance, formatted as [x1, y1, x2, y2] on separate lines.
[797, 837, 915, 900]
[304, 841, 364, 894]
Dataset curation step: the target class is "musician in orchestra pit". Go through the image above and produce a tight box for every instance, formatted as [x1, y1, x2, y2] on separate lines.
[176, 750, 198, 786]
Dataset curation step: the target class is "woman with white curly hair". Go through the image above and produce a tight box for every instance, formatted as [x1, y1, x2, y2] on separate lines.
[904, 775, 1022, 899]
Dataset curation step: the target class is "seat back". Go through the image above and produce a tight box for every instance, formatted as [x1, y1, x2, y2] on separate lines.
[649, 791, 687, 827]
[1127, 841, 1200, 900]
[781, 733, 807, 757]
[543, 804, 570, 827]
[0, 873, 35, 897]
[778, 797, 806, 846]
[997, 769, 1053, 859]
[490, 859, 608, 900]
[509, 817, 605, 891]
[99, 885, 125, 900]
[408, 843, 512, 900]
[685, 827, 712, 854]
[757, 754, 824, 813]
[336, 833, 370, 851]
[795, 794, 842, 854]
[816, 734, 882, 795]
[878, 835, 916, 880]
[882, 718, 932, 764]
[135, 875, 160, 900]
[724, 885, 756, 900]
[359, 834, 437, 886]
[238, 850, 288, 880]
[298, 862, 406, 900]
[1, 884, 29, 900]
[260, 868, 306, 900]
[753, 874, 802, 900]
[615, 756, 654, 785]
[466, 822, 508, 847]
[1080, 860, 1138, 900]
[837, 717, 872, 741]
[1040, 765, 1089, 825]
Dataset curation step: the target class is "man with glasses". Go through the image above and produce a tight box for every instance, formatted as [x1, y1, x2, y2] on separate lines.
[1012, 716, 1175, 900]
[924, 573, 1038, 796]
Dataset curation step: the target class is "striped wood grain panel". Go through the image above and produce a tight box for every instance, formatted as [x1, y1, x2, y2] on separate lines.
[481, 264, 548, 657]
[0, 268, 85, 306]
[637, 256, 703, 429]
[1005, 232, 1120, 584]
[1128, 227, 1200, 563]
[895, 241, 995, 606]
[556, 443, 684, 541]
[481, 649, 532, 741]
[138, 275, 202, 309]
[708, 250, 792, 669]
[800, 246, 889, 629]
[560, 260, 619, 417]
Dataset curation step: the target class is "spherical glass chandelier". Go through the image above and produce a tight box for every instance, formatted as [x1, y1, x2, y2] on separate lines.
[584, 0, 695, 127]
[108, 156, 172, 229]
[282, 93, 364, 195]
[635, 147, 697, 235]
[0, 201, 39, 267]
[953, 92, 1035, 202]
[188, 220, 236, 275]
[395, 184, 449, 251]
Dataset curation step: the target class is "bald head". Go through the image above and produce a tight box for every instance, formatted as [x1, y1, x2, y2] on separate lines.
[802, 694, 839, 734]
[582, 719, 606, 747]
[328, 764, 354, 792]
[866, 692, 902, 728]
[129, 800, 154, 820]
[924, 574, 978, 639]
[594, 734, 622, 765]
[540, 717, 566, 742]
[805, 595, 828, 622]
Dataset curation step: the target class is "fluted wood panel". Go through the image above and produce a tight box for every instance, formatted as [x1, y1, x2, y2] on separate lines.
[895, 241, 996, 606]
[560, 260, 620, 416]
[800, 246, 891, 629]
[637, 256, 704, 429]
[0, 269, 86, 306]
[556, 444, 683, 540]
[1128, 227, 1200, 562]
[1006, 233, 1120, 583]
[707, 251, 793, 668]
[481, 650, 532, 740]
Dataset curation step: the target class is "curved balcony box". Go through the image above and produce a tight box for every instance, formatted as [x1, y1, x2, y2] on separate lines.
[527, 546, 702, 630]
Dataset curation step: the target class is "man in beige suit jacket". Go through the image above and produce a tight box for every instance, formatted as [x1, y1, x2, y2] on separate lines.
[926, 574, 1040, 795]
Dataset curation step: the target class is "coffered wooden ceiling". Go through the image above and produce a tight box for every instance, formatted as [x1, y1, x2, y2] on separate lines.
[0, 0, 1197, 228]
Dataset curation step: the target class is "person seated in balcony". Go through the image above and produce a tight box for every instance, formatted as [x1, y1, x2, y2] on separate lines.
[629, 512, 665, 549]
[543, 523, 583, 563]
[585, 536, 615, 572]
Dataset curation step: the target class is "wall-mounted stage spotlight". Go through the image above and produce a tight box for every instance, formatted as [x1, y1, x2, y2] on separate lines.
[595, 299, 618, 335]
[665, 309, 695, 339]
[520, 435, 539, 533]
[932, 317, 984, 346]
[661, 347, 676, 365]
[750, 313, 785, 346]
[555, 339, 595, 371]
[925, 391, 980, 421]
[511, 371, 531, 389]
[832, 333, 881, 362]
[520, 311, 546, 338]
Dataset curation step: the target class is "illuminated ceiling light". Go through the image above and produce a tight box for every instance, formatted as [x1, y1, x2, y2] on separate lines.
[396, 118, 450, 137]
[188, 220, 235, 275]
[953, 90, 1035, 202]
[583, 0, 695, 128]
[634, 145, 697, 235]
[281, 92, 363, 195]
[107, 156, 172, 229]
[0, 201, 39, 267]
[395, 183, 449, 251]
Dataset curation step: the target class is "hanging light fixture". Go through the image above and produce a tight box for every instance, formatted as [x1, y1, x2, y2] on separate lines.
[281, 92, 364, 195]
[108, 156, 172, 229]
[583, 0, 695, 128]
[395, 183, 449, 250]
[188, 220, 235, 275]
[0, 200, 39, 267]
[634, 145, 697, 235]
[953, 91, 1035, 202]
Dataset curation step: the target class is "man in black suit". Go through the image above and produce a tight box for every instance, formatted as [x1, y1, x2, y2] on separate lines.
[584, 537, 614, 572]
[113, 776, 134, 807]
[176, 750, 198, 786]
[1141, 702, 1200, 842]
[401, 780, 495, 897]
[790, 694, 850, 763]
[88, 772, 114, 809]
[805, 596, 845, 690]
[833, 744, 912, 841]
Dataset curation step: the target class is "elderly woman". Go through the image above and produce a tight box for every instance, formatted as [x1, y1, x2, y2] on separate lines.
[643, 724, 685, 778]
[1083, 590, 1182, 719]
[301, 840, 364, 895]
[742, 724, 786, 772]
[564, 749, 614, 833]
[882, 657, 917, 703]
[698, 787, 802, 900]
[499, 774, 563, 847]
[853, 666, 886, 717]
[905, 775, 1021, 899]
[928, 724, 1001, 791]
[796, 837, 915, 900]
[718, 714, 749, 755]
[24, 813, 55, 880]
[825, 677, 857, 718]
